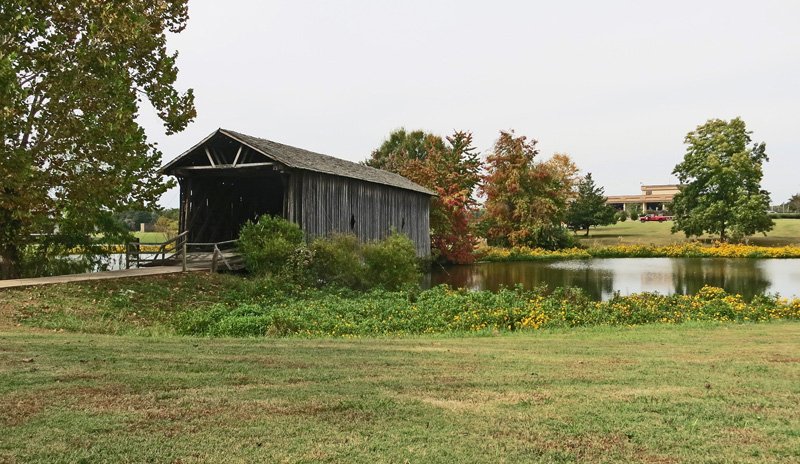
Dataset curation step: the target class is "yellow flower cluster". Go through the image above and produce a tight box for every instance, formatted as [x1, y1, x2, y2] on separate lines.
[481, 242, 800, 261]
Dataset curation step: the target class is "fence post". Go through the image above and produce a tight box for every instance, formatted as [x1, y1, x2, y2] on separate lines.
[182, 241, 187, 272]
[125, 242, 130, 270]
[211, 246, 218, 273]
[135, 237, 140, 269]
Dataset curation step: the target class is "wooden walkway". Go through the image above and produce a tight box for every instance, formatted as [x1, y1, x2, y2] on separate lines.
[0, 266, 190, 290]
[0, 249, 243, 290]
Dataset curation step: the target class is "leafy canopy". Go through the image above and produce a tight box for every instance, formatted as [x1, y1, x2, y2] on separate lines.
[786, 193, 800, 213]
[670, 118, 773, 242]
[0, 0, 196, 278]
[365, 128, 446, 171]
[566, 173, 617, 235]
[367, 129, 482, 264]
[480, 131, 578, 249]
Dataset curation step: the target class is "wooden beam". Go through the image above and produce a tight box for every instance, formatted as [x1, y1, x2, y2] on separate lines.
[204, 147, 216, 167]
[232, 145, 243, 167]
[175, 162, 274, 171]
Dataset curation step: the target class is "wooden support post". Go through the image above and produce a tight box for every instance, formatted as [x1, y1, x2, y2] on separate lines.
[182, 241, 187, 272]
[211, 247, 218, 273]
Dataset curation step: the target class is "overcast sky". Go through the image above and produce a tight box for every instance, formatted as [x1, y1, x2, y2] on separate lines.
[139, 0, 800, 208]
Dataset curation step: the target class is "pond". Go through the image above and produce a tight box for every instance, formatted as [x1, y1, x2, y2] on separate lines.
[424, 258, 800, 301]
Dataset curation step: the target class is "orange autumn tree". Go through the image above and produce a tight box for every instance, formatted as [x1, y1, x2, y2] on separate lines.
[367, 130, 482, 263]
[480, 131, 578, 249]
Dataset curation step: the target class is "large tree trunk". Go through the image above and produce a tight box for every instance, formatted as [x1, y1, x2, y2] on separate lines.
[0, 246, 21, 280]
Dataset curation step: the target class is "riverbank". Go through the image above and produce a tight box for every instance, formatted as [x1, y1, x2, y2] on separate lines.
[481, 242, 800, 261]
[2, 273, 798, 338]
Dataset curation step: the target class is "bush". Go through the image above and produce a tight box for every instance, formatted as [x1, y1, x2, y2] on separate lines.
[362, 231, 420, 290]
[616, 211, 628, 222]
[310, 233, 365, 289]
[238, 215, 304, 275]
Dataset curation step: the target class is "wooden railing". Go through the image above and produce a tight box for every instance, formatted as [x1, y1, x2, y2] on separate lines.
[125, 232, 242, 272]
[179, 239, 239, 272]
[125, 231, 189, 269]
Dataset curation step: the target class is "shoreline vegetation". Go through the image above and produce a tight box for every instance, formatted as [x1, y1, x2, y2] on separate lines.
[3, 273, 798, 339]
[480, 242, 800, 261]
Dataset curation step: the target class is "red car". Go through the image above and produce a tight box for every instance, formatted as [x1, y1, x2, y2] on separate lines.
[640, 214, 672, 222]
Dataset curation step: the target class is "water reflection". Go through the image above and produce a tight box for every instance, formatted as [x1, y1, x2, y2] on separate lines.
[425, 258, 799, 301]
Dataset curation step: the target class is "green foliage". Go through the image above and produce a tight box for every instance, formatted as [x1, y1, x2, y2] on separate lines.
[154, 216, 178, 240]
[671, 118, 774, 242]
[616, 210, 628, 222]
[627, 203, 642, 221]
[309, 233, 365, 289]
[0, 1, 196, 279]
[364, 128, 446, 170]
[786, 193, 800, 213]
[114, 210, 161, 231]
[566, 173, 618, 235]
[173, 282, 800, 338]
[361, 231, 421, 290]
[238, 215, 305, 276]
[159, 208, 181, 221]
[239, 219, 419, 291]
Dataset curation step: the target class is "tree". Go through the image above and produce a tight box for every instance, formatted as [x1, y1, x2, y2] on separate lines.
[154, 216, 178, 240]
[0, 1, 196, 278]
[364, 128, 446, 171]
[671, 118, 773, 242]
[480, 130, 577, 249]
[367, 129, 482, 263]
[566, 173, 617, 235]
[787, 193, 800, 213]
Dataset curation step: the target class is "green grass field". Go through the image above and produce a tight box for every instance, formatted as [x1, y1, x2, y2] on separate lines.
[132, 231, 168, 243]
[2, 323, 798, 463]
[578, 218, 800, 247]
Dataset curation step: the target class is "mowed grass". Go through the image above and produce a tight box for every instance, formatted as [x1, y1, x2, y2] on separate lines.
[2, 323, 799, 463]
[133, 232, 168, 243]
[578, 218, 800, 247]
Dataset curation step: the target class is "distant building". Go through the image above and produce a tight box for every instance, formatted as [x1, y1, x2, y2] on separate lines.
[605, 184, 680, 212]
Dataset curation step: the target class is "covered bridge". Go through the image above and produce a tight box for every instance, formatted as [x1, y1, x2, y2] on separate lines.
[161, 129, 434, 256]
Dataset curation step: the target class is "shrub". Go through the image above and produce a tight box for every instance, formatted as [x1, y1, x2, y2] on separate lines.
[362, 231, 420, 290]
[310, 233, 365, 289]
[238, 215, 304, 275]
[616, 211, 628, 222]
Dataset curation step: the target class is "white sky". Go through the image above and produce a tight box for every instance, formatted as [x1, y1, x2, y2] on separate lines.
[140, 0, 800, 209]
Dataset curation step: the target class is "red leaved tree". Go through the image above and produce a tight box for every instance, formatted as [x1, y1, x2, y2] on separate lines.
[367, 130, 482, 263]
[480, 131, 578, 249]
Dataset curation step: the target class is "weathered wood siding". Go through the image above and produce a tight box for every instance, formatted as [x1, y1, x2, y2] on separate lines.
[289, 171, 431, 257]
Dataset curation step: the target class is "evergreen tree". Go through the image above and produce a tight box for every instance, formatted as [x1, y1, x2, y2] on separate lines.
[566, 173, 617, 235]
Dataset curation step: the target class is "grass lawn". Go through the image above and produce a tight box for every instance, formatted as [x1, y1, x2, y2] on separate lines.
[578, 218, 800, 247]
[2, 322, 799, 463]
[133, 232, 168, 243]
